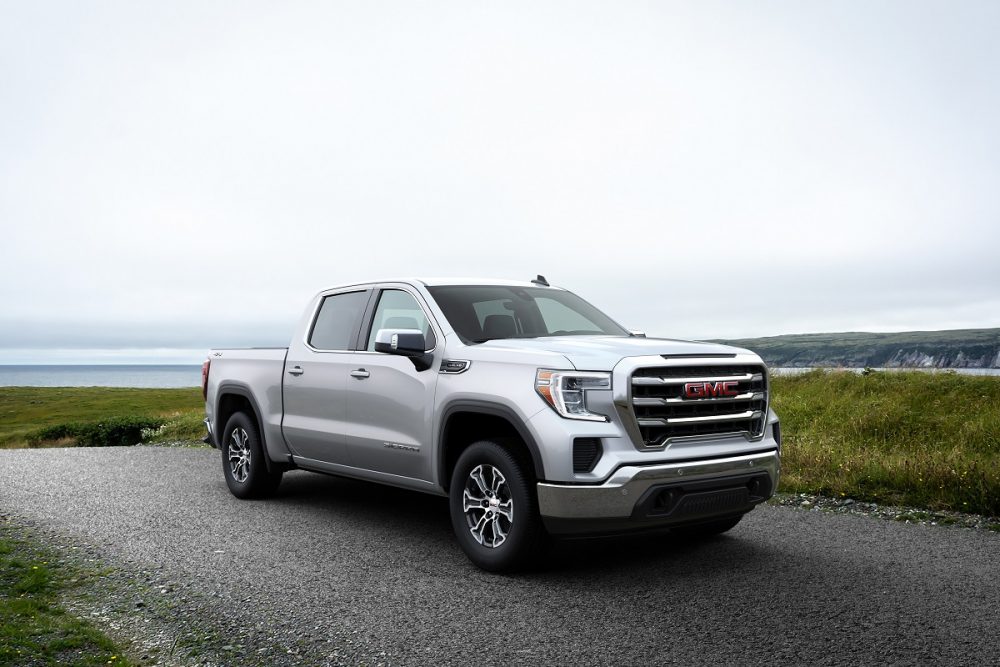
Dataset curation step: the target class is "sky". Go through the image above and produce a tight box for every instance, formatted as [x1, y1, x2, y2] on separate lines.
[1, 1, 999, 364]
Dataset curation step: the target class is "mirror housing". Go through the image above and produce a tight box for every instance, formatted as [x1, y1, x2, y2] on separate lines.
[373, 329, 433, 371]
[374, 328, 426, 355]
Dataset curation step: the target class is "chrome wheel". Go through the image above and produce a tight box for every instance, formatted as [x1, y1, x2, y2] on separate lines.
[228, 427, 251, 483]
[462, 464, 513, 548]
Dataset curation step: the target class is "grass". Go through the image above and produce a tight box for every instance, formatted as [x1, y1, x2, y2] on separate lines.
[0, 521, 132, 666]
[0, 387, 204, 449]
[771, 369, 1000, 516]
[0, 372, 997, 516]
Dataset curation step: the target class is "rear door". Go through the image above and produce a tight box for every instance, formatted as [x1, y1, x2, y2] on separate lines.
[281, 288, 372, 465]
[342, 285, 441, 481]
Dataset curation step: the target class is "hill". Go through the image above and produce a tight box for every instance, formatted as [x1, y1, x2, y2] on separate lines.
[718, 328, 1000, 368]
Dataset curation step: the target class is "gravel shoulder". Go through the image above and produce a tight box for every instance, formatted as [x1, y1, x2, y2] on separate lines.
[2, 446, 999, 666]
[769, 492, 1000, 532]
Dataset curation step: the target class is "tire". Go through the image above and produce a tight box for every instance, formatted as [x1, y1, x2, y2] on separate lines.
[671, 514, 744, 538]
[449, 440, 544, 572]
[221, 412, 282, 499]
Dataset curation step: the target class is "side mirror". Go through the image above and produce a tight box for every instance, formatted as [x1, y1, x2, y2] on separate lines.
[373, 328, 433, 371]
[629, 330, 647, 338]
[373, 328, 427, 356]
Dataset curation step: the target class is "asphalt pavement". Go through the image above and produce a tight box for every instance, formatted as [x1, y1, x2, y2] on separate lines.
[1, 446, 998, 665]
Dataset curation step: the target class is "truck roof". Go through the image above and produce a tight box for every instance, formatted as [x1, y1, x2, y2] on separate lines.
[416, 277, 559, 288]
[320, 277, 563, 291]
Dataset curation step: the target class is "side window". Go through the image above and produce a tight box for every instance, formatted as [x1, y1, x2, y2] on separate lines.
[535, 297, 603, 334]
[309, 291, 369, 350]
[367, 289, 436, 351]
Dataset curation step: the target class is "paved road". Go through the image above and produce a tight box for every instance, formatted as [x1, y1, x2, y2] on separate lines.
[2, 447, 998, 665]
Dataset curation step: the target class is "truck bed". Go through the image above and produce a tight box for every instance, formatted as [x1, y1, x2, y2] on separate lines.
[204, 347, 289, 455]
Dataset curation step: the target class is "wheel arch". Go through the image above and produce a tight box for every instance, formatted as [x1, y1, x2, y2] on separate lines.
[215, 382, 276, 474]
[437, 401, 546, 493]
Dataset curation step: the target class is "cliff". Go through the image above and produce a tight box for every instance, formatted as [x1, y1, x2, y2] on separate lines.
[717, 328, 1000, 369]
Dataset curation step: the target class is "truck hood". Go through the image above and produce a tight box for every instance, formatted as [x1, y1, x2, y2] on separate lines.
[471, 336, 754, 370]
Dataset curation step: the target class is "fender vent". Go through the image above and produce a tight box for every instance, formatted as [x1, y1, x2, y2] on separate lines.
[573, 438, 602, 473]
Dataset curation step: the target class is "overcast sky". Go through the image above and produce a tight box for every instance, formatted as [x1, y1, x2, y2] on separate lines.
[2, 1, 999, 364]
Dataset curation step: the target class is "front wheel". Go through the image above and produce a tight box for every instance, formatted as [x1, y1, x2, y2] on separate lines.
[221, 412, 282, 499]
[449, 441, 544, 572]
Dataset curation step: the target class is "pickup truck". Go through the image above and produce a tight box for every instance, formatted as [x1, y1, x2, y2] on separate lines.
[202, 277, 780, 571]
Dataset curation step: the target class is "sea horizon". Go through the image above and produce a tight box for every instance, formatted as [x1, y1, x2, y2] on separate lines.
[0, 363, 199, 366]
[0, 364, 202, 388]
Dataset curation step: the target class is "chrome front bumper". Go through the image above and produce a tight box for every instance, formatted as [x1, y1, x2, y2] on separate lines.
[536, 450, 780, 533]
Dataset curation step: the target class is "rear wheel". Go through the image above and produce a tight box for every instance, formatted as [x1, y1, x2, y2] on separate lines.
[671, 514, 744, 538]
[449, 440, 544, 572]
[221, 412, 282, 499]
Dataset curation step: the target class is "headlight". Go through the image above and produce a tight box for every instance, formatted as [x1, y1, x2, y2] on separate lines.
[535, 369, 611, 422]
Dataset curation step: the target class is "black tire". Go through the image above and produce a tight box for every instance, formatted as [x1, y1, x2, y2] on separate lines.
[221, 412, 282, 499]
[671, 514, 744, 538]
[449, 440, 544, 572]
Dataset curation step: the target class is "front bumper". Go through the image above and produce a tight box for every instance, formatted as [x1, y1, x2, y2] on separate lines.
[536, 450, 779, 535]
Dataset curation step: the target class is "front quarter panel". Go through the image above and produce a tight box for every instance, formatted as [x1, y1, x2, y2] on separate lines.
[432, 340, 574, 485]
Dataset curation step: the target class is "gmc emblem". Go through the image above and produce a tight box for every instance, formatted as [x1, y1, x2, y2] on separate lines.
[684, 380, 740, 399]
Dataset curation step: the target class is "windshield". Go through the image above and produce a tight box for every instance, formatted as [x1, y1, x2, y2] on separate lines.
[427, 285, 629, 343]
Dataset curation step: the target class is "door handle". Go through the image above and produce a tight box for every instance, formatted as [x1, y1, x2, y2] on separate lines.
[350, 368, 370, 379]
[288, 366, 304, 376]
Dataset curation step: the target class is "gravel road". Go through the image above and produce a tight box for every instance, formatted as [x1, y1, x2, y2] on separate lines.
[2, 446, 998, 666]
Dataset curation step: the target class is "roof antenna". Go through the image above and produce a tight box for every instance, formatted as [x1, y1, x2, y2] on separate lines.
[531, 274, 550, 287]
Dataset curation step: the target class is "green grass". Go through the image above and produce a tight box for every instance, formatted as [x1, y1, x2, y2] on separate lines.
[1, 374, 998, 516]
[772, 370, 1000, 516]
[0, 387, 204, 448]
[0, 521, 132, 666]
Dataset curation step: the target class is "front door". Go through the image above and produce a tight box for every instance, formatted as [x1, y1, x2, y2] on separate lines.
[342, 287, 440, 481]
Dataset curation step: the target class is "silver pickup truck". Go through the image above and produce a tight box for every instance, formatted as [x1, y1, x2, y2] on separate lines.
[203, 277, 780, 571]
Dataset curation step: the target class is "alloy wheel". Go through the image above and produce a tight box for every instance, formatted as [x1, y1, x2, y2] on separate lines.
[228, 427, 251, 483]
[462, 464, 514, 548]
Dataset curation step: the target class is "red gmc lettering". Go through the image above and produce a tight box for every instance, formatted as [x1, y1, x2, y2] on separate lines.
[684, 380, 740, 398]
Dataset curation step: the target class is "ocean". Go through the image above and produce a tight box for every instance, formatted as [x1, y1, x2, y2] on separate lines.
[0, 365, 202, 388]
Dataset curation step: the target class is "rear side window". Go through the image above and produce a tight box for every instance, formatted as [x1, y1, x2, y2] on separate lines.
[309, 291, 369, 350]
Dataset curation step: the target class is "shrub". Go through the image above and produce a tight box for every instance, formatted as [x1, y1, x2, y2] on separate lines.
[29, 423, 80, 443]
[28, 417, 166, 448]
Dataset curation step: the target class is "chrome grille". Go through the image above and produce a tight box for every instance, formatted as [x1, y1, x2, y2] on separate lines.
[630, 364, 768, 448]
